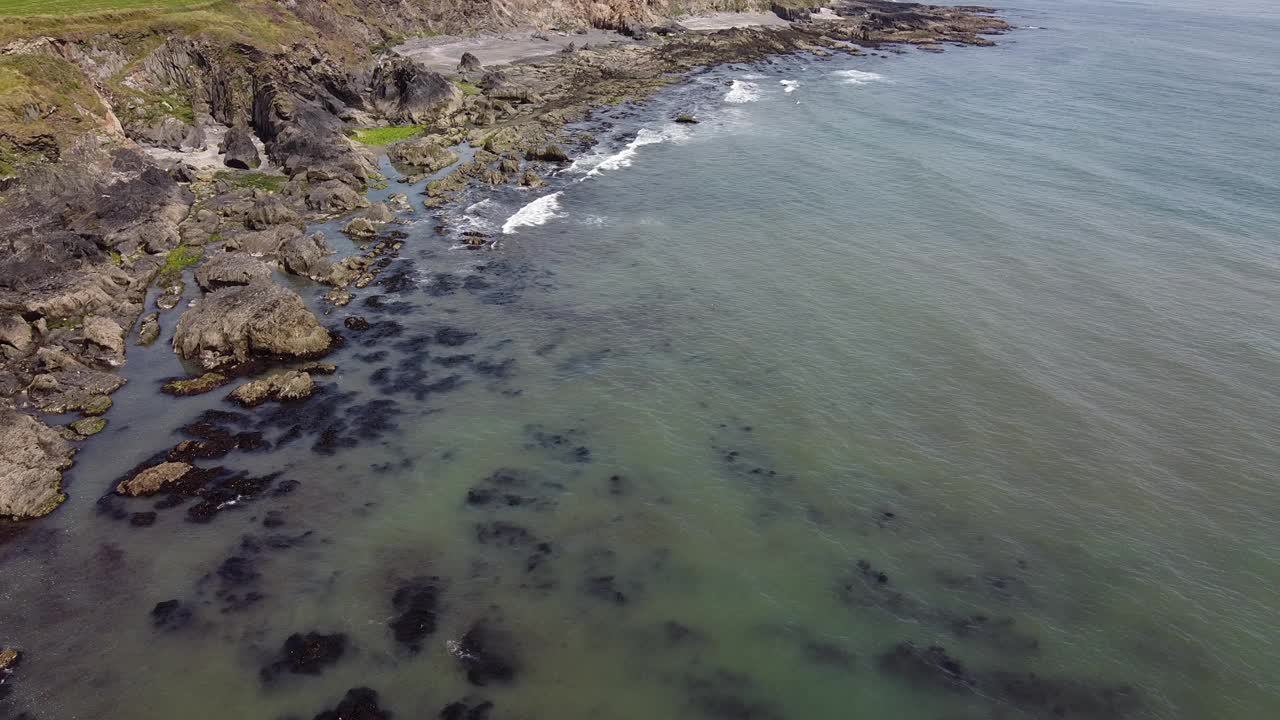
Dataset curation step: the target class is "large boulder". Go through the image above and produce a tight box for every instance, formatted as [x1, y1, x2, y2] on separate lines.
[280, 233, 335, 280]
[368, 55, 463, 124]
[222, 125, 262, 170]
[387, 138, 458, 175]
[0, 407, 75, 519]
[0, 315, 33, 353]
[194, 252, 274, 291]
[82, 316, 125, 355]
[173, 283, 331, 370]
[458, 52, 484, 73]
[228, 370, 314, 407]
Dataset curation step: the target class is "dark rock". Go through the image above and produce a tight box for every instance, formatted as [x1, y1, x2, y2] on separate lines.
[222, 125, 262, 170]
[130, 511, 158, 527]
[435, 327, 476, 347]
[369, 55, 463, 124]
[344, 316, 370, 332]
[458, 52, 484, 73]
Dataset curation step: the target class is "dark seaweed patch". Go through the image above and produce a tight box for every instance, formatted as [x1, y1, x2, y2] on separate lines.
[344, 316, 370, 331]
[450, 621, 517, 686]
[435, 327, 477, 347]
[877, 642, 976, 692]
[684, 669, 781, 720]
[439, 700, 493, 720]
[151, 599, 193, 631]
[130, 512, 157, 527]
[584, 575, 628, 605]
[390, 577, 442, 654]
[261, 632, 348, 681]
[312, 687, 390, 720]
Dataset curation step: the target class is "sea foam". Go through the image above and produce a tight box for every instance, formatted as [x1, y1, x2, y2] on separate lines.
[725, 80, 761, 103]
[569, 127, 683, 179]
[501, 192, 564, 234]
[833, 69, 886, 85]
[781, 79, 800, 94]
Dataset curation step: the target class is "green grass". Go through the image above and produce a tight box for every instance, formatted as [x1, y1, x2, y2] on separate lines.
[454, 80, 480, 97]
[0, 0, 214, 17]
[215, 170, 285, 192]
[351, 125, 424, 146]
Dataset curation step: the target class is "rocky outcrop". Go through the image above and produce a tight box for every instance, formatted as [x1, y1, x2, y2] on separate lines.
[82, 316, 125, 355]
[368, 55, 463, 124]
[116, 461, 192, 496]
[280, 233, 336, 281]
[386, 138, 458, 175]
[173, 283, 331, 370]
[222, 125, 262, 169]
[193, 252, 273, 291]
[0, 406, 75, 519]
[228, 370, 314, 407]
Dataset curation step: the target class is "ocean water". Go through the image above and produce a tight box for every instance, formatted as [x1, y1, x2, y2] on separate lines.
[3, 1, 1280, 719]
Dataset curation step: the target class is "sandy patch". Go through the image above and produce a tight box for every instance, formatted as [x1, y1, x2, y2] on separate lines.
[396, 29, 629, 75]
[676, 11, 791, 31]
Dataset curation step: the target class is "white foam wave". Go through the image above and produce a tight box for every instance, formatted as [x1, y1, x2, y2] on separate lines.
[724, 80, 761, 103]
[501, 192, 564, 234]
[739, 73, 766, 80]
[781, 79, 800, 94]
[568, 127, 683, 179]
[833, 69, 886, 85]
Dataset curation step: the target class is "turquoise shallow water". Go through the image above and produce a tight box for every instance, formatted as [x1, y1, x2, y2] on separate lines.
[3, 1, 1280, 719]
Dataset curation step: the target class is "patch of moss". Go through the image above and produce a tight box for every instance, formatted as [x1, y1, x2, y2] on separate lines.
[156, 245, 201, 285]
[215, 170, 285, 192]
[454, 80, 480, 97]
[352, 125, 424, 146]
[162, 371, 229, 396]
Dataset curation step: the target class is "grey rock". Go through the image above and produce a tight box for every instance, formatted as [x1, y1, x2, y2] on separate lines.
[280, 233, 335, 280]
[222, 125, 262, 170]
[193, 252, 273, 291]
[0, 406, 75, 519]
[173, 283, 331, 370]
[0, 315, 33, 352]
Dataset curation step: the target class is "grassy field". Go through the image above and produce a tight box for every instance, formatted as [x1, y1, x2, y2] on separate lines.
[0, 0, 215, 16]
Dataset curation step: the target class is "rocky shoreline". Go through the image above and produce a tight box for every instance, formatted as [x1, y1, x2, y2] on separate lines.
[0, 1, 1007, 522]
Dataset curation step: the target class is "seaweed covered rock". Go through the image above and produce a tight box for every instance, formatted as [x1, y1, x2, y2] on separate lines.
[0, 407, 75, 519]
[228, 371, 315, 407]
[173, 284, 330, 370]
[116, 462, 192, 497]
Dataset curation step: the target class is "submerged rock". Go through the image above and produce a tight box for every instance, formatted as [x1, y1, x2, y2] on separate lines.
[69, 417, 107, 437]
[162, 372, 230, 397]
[877, 642, 976, 692]
[116, 462, 193, 497]
[0, 407, 75, 519]
[173, 284, 331, 370]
